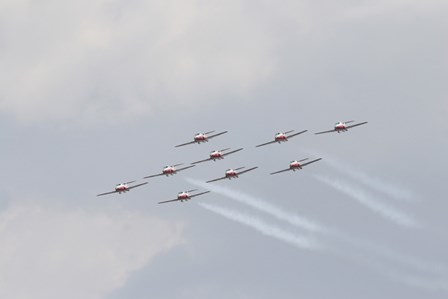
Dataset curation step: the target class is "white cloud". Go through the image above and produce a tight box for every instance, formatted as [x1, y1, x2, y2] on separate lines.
[0, 0, 276, 124]
[0, 202, 184, 299]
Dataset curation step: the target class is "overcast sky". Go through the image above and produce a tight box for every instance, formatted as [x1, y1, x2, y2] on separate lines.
[1, 0, 448, 298]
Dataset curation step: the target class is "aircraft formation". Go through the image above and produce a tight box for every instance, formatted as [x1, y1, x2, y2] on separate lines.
[96, 121, 368, 203]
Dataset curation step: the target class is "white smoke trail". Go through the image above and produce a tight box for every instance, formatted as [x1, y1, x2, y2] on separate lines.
[187, 178, 326, 233]
[198, 202, 321, 251]
[314, 175, 419, 228]
[323, 158, 415, 202]
[299, 147, 414, 202]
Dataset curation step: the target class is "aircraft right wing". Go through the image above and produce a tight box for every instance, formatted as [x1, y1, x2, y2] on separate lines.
[96, 190, 119, 196]
[255, 140, 277, 147]
[314, 129, 336, 135]
[346, 121, 368, 129]
[158, 198, 180, 204]
[191, 157, 212, 165]
[236, 166, 258, 176]
[175, 140, 197, 148]
[143, 172, 164, 179]
[301, 158, 322, 167]
[270, 168, 292, 175]
[206, 176, 227, 183]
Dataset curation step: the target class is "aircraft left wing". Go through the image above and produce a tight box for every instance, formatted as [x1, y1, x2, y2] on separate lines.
[236, 166, 258, 176]
[128, 182, 149, 190]
[222, 148, 243, 156]
[347, 121, 368, 129]
[176, 165, 196, 172]
[207, 131, 228, 139]
[301, 158, 322, 167]
[189, 191, 211, 198]
[191, 157, 212, 165]
[286, 130, 308, 139]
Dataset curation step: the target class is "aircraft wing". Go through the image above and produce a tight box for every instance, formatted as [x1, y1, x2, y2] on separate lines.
[206, 176, 227, 183]
[286, 130, 308, 139]
[347, 121, 368, 129]
[255, 140, 277, 147]
[158, 198, 181, 204]
[191, 157, 212, 165]
[128, 182, 149, 190]
[237, 166, 258, 176]
[190, 191, 211, 198]
[143, 172, 164, 179]
[208, 131, 228, 139]
[301, 158, 322, 167]
[177, 165, 196, 172]
[222, 148, 243, 157]
[175, 140, 197, 148]
[314, 129, 336, 135]
[270, 168, 292, 175]
[96, 190, 119, 196]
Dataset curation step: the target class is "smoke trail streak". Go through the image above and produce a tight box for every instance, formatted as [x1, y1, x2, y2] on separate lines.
[198, 202, 321, 250]
[314, 175, 419, 228]
[299, 147, 414, 202]
[187, 178, 447, 286]
[323, 158, 415, 202]
[187, 178, 326, 233]
[199, 204, 448, 291]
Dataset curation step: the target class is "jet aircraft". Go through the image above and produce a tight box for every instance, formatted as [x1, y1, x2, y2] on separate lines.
[144, 164, 195, 179]
[270, 158, 322, 175]
[96, 181, 148, 196]
[256, 130, 307, 147]
[191, 148, 243, 164]
[315, 121, 367, 135]
[175, 131, 228, 147]
[158, 189, 211, 204]
[206, 167, 258, 183]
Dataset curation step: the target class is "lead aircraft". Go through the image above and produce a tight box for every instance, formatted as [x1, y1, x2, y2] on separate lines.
[256, 130, 307, 147]
[315, 121, 367, 135]
[158, 189, 211, 204]
[96, 181, 148, 196]
[175, 131, 228, 147]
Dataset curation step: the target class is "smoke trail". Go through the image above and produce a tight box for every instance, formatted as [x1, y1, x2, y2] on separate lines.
[323, 158, 415, 202]
[299, 147, 414, 202]
[198, 202, 321, 251]
[187, 178, 326, 233]
[314, 175, 419, 228]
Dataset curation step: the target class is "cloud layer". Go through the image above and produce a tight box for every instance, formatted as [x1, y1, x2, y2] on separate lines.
[0, 202, 184, 299]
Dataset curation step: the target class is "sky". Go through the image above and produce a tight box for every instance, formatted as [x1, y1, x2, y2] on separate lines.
[1, 0, 448, 298]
